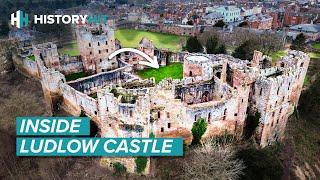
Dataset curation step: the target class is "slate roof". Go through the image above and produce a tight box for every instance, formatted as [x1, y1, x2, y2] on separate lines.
[289, 24, 320, 33]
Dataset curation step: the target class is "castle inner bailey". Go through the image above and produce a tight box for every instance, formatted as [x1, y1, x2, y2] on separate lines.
[14, 22, 310, 174]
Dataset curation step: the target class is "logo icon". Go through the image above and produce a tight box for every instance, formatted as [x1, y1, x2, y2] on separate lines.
[11, 10, 29, 28]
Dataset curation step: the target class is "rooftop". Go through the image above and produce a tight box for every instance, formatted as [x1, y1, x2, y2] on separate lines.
[289, 24, 320, 33]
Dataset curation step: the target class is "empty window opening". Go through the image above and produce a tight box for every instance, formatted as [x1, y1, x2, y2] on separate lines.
[168, 123, 171, 128]
[216, 72, 221, 78]
[161, 127, 164, 132]
[90, 120, 99, 137]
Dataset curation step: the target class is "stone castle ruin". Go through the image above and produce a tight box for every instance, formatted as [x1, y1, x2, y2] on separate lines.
[13, 22, 310, 174]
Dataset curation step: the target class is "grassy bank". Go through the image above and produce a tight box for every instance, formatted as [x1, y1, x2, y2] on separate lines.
[115, 29, 185, 52]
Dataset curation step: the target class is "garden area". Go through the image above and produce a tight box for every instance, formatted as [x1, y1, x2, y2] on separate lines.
[137, 63, 183, 83]
[115, 29, 186, 52]
[311, 42, 320, 50]
[58, 41, 80, 57]
[270, 50, 287, 64]
[27, 55, 36, 61]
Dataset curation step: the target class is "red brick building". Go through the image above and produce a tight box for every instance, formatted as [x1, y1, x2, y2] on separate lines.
[269, 12, 283, 29]
[247, 15, 273, 30]
[283, 12, 308, 26]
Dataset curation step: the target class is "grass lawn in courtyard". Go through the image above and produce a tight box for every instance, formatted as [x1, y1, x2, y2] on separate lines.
[115, 29, 185, 52]
[137, 63, 183, 83]
[27, 55, 35, 61]
[58, 41, 80, 56]
[270, 50, 287, 64]
[65, 72, 90, 82]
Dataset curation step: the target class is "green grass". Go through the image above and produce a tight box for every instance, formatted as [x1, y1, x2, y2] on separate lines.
[27, 55, 35, 61]
[311, 42, 320, 49]
[270, 50, 287, 64]
[58, 42, 80, 56]
[115, 29, 186, 52]
[137, 63, 183, 83]
[308, 52, 320, 58]
[65, 72, 89, 81]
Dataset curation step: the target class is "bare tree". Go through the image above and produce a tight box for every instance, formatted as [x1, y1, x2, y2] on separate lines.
[201, 28, 283, 55]
[181, 138, 245, 180]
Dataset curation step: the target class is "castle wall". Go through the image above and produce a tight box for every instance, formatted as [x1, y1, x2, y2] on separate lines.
[97, 87, 151, 138]
[12, 55, 40, 78]
[59, 55, 84, 75]
[60, 83, 98, 118]
[251, 51, 310, 147]
[149, 78, 239, 142]
[33, 42, 60, 70]
[67, 67, 132, 94]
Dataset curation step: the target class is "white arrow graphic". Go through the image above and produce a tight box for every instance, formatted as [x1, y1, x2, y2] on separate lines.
[108, 48, 159, 69]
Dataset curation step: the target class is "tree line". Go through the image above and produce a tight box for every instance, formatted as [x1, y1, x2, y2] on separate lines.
[185, 29, 307, 60]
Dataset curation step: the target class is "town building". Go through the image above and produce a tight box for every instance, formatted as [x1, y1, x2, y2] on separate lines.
[213, 6, 241, 23]
[288, 23, 320, 41]
[247, 14, 273, 30]
[203, 12, 224, 25]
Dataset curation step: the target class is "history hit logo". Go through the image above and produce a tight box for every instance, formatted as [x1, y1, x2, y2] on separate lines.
[11, 10, 29, 28]
[10, 10, 108, 28]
